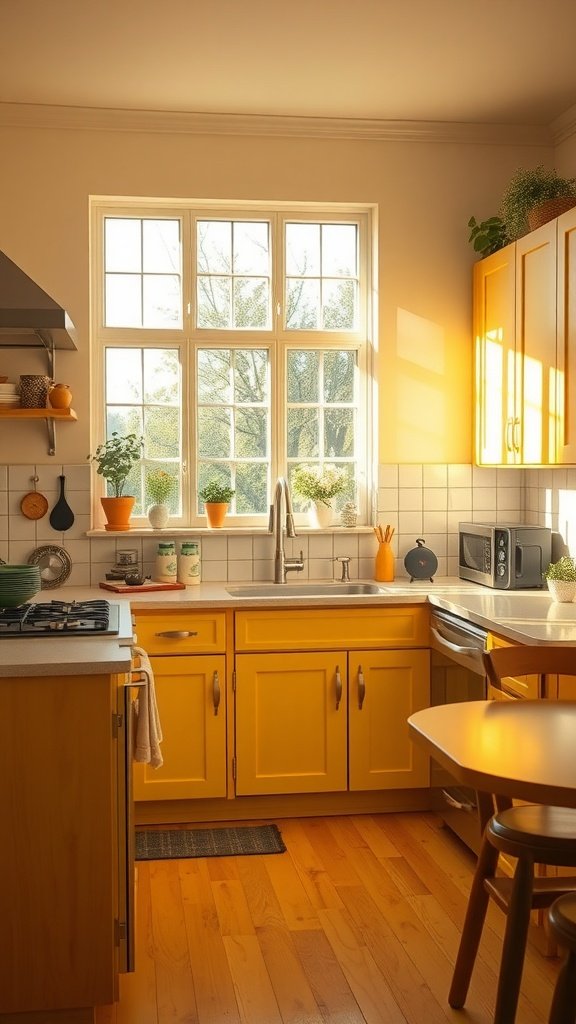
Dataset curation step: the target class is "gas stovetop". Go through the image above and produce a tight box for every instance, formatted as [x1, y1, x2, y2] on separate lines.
[0, 600, 120, 637]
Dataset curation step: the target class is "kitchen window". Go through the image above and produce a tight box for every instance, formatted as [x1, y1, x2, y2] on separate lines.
[91, 201, 374, 527]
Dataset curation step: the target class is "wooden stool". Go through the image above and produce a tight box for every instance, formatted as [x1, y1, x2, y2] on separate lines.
[548, 893, 576, 1024]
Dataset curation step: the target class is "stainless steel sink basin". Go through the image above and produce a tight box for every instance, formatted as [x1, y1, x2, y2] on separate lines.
[226, 582, 389, 598]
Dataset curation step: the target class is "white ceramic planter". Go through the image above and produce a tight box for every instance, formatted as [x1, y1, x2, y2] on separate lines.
[547, 579, 576, 603]
[308, 501, 333, 529]
[147, 503, 169, 530]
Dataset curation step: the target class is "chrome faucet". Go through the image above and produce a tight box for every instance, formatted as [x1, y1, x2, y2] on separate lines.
[269, 477, 305, 583]
[333, 556, 351, 582]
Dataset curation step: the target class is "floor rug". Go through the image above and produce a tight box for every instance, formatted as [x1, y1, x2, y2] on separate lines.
[135, 823, 286, 860]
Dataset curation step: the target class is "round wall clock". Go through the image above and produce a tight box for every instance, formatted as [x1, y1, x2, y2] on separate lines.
[404, 538, 438, 582]
[20, 490, 49, 520]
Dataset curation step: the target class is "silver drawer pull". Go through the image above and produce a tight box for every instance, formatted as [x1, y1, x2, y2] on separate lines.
[154, 630, 199, 639]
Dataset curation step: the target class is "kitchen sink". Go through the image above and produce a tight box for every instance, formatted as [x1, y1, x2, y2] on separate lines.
[226, 582, 389, 598]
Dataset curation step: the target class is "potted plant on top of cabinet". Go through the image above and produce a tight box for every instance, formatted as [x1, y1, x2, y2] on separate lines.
[501, 166, 576, 240]
[88, 431, 143, 531]
[199, 480, 235, 528]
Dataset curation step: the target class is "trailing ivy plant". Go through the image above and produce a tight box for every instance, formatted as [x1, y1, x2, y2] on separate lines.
[468, 215, 509, 258]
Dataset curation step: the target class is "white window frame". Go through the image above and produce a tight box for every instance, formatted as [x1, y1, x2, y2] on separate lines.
[90, 198, 376, 528]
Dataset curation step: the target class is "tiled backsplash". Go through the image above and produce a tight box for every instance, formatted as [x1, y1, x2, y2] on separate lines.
[2, 461, 572, 586]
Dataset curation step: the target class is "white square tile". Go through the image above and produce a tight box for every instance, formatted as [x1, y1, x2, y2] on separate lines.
[359, 556, 374, 579]
[399, 465, 422, 487]
[8, 465, 36, 490]
[253, 559, 275, 581]
[65, 563, 91, 587]
[496, 467, 525, 486]
[0, 466, 7, 490]
[448, 488, 472, 512]
[377, 488, 399, 511]
[64, 464, 92, 490]
[228, 560, 253, 581]
[473, 487, 497, 511]
[308, 534, 333, 558]
[423, 488, 447, 511]
[7, 540, 35, 563]
[359, 534, 378, 558]
[398, 511, 423, 535]
[0, 492, 7, 515]
[424, 534, 446, 556]
[472, 508, 496, 522]
[253, 535, 274, 559]
[423, 511, 447, 534]
[9, 517, 35, 541]
[62, 539, 91, 563]
[228, 536, 253, 559]
[202, 536, 228, 560]
[497, 487, 522, 511]
[308, 559, 333, 580]
[423, 465, 447, 487]
[62, 513, 91, 539]
[399, 488, 423, 511]
[472, 466, 497, 487]
[201, 560, 228, 581]
[0, 516, 7, 540]
[334, 534, 358, 558]
[448, 511, 467, 533]
[378, 464, 398, 488]
[35, 518, 66, 542]
[448, 464, 472, 488]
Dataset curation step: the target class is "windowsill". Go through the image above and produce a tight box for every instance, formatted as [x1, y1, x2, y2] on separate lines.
[86, 525, 375, 537]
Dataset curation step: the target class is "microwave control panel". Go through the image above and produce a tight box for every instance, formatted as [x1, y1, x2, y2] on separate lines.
[494, 530, 508, 579]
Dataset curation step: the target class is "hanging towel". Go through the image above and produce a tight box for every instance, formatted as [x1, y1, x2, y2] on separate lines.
[132, 645, 164, 769]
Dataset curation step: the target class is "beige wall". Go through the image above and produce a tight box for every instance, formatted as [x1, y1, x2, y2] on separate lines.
[0, 123, 552, 466]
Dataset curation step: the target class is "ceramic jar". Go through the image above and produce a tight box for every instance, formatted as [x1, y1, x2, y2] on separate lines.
[147, 503, 169, 530]
[19, 374, 52, 409]
[48, 383, 73, 409]
[154, 541, 177, 582]
[178, 542, 201, 586]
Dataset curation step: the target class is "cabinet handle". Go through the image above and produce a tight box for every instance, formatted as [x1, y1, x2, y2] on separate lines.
[212, 670, 221, 716]
[335, 665, 342, 710]
[154, 630, 198, 639]
[505, 417, 514, 452]
[357, 665, 365, 710]
[513, 417, 521, 453]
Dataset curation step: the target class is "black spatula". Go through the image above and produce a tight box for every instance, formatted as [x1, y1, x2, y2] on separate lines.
[50, 475, 75, 531]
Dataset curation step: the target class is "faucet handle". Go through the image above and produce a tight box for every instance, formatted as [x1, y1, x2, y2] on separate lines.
[333, 556, 351, 581]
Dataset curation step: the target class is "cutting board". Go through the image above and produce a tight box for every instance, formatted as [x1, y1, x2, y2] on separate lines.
[99, 580, 186, 593]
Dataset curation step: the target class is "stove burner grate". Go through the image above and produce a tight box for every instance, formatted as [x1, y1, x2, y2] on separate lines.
[0, 599, 118, 637]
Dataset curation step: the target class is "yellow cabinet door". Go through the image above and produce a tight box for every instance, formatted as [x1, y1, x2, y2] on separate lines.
[556, 206, 576, 463]
[348, 650, 430, 791]
[133, 655, 226, 801]
[235, 652, 347, 795]
[474, 242, 516, 465]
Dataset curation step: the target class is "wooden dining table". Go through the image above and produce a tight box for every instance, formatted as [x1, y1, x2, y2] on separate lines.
[408, 700, 576, 812]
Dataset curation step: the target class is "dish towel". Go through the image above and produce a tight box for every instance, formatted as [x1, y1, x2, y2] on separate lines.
[132, 645, 164, 769]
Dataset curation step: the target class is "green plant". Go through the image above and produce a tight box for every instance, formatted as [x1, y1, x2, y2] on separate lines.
[88, 431, 143, 497]
[146, 468, 176, 505]
[468, 215, 509, 258]
[500, 165, 576, 241]
[292, 464, 347, 507]
[199, 480, 235, 504]
[544, 556, 576, 582]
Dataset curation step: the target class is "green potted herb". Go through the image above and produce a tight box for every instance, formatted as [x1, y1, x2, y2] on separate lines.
[146, 468, 177, 529]
[544, 556, 576, 603]
[292, 464, 347, 528]
[199, 480, 235, 528]
[501, 166, 576, 240]
[88, 431, 143, 531]
[467, 215, 509, 258]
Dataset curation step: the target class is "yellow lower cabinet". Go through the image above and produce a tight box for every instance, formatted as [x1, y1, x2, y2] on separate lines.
[348, 650, 430, 790]
[133, 654, 227, 801]
[235, 651, 348, 796]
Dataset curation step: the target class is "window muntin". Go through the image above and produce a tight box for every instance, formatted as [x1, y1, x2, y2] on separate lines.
[104, 217, 182, 328]
[196, 219, 271, 330]
[285, 222, 359, 331]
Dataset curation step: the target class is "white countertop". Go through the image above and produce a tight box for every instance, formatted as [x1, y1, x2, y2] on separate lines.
[1, 577, 574, 676]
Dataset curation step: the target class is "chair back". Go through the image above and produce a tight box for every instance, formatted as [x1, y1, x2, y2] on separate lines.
[482, 645, 576, 691]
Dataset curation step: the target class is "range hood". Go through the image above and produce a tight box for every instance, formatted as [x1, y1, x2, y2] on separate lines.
[0, 250, 77, 349]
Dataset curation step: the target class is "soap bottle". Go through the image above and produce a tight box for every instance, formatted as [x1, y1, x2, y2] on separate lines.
[178, 542, 201, 586]
[154, 541, 177, 583]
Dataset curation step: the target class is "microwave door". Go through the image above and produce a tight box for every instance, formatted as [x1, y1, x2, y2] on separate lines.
[515, 543, 543, 586]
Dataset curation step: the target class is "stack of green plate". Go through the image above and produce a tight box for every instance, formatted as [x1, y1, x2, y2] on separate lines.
[0, 564, 42, 608]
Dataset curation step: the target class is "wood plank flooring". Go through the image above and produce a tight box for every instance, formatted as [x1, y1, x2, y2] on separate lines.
[96, 812, 562, 1024]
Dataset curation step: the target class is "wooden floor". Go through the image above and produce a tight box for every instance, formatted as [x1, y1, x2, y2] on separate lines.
[96, 812, 562, 1024]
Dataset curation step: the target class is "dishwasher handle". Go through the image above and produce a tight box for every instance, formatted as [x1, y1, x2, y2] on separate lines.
[430, 625, 486, 673]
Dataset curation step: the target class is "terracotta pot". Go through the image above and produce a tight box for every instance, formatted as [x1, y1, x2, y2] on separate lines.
[49, 383, 73, 409]
[205, 501, 228, 528]
[100, 495, 135, 532]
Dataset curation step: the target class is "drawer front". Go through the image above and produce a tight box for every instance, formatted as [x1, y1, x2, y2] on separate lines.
[134, 611, 226, 654]
[235, 606, 428, 652]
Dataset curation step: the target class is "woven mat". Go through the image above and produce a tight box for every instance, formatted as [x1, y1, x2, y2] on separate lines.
[135, 823, 286, 860]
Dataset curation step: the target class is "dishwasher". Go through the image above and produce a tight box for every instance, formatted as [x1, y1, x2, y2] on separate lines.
[429, 607, 489, 855]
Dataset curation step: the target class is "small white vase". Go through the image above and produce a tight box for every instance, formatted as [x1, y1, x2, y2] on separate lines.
[147, 503, 169, 530]
[308, 501, 332, 529]
[547, 579, 576, 603]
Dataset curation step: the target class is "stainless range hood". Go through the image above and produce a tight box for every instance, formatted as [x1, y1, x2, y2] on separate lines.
[0, 250, 77, 350]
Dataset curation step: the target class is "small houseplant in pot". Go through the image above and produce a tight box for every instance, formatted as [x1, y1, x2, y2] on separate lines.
[146, 468, 176, 530]
[292, 464, 347, 528]
[544, 556, 576, 603]
[88, 431, 143, 531]
[199, 480, 235, 528]
[500, 166, 576, 240]
[467, 215, 509, 258]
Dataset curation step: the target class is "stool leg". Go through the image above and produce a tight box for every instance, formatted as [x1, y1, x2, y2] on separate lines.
[493, 854, 534, 1024]
[549, 950, 576, 1024]
[449, 833, 499, 1008]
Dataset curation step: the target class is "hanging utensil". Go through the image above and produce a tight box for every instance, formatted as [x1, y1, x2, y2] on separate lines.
[49, 475, 75, 531]
[20, 475, 49, 521]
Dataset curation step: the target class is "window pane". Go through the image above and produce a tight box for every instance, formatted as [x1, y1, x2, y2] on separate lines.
[324, 350, 355, 403]
[287, 350, 319, 402]
[235, 349, 268, 403]
[144, 406, 180, 459]
[321, 224, 357, 276]
[198, 349, 232, 403]
[197, 277, 231, 328]
[286, 223, 320, 275]
[106, 348, 142, 403]
[143, 274, 182, 328]
[143, 220, 180, 273]
[325, 409, 354, 457]
[322, 279, 356, 330]
[235, 408, 267, 458]
[198, 408, 232, 458]
[105, 218, 141, 272]
[235, 464, 268, 514]
[233, 277, 269, 329]
[105, 274, 142, 327]
[197, 221, 231, 274]
[286, 279, 320, 329]
[287, 408, 318, 457]
[233, 222, 269, 275]
[143, 349, 180, 404]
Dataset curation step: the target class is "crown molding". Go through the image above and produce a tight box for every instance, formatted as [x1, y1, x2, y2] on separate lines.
[551, 102, 576, 145]
[0, 102, 554, 146]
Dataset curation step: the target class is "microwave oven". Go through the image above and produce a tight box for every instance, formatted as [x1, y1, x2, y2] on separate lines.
[458, 522, 551, 589]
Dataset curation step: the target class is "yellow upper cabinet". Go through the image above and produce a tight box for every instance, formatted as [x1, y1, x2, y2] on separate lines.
[474, 221, 557, 466]
[556, 206, 576, 464]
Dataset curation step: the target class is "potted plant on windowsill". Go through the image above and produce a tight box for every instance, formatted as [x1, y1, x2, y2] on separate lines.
[199, 480, 235, 529]
[544, 556, 576, 603]
[88, 431, 143, 532]
[292, 464, 347, 529]
[146, 468, 177, 530]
